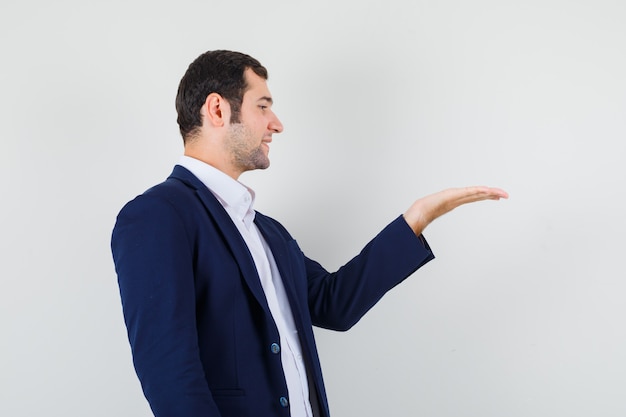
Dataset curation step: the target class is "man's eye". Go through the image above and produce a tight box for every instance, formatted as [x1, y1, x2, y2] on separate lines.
[259, 105, 268, 110]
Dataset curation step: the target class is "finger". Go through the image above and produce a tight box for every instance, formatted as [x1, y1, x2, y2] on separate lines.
[440, 187, 509, 208]
[455, 186, 509, 200]
[473, 186, 509, 199]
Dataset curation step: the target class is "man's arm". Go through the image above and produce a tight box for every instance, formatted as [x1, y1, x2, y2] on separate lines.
[306, 185, 508, 331]
[111, 195, 222, 417]
[305, 215, 435, 330]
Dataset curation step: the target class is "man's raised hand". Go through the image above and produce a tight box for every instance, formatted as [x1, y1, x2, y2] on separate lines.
[403, 186, 509, 236]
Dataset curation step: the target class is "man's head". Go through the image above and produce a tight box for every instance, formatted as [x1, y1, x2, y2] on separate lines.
[175, 50, 268, 142]
[177, 50, 284, 179]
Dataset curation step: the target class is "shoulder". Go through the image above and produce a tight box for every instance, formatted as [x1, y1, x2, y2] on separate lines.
[119, 179, 188, 217]
[117, 166, 203, 217]
[114, 169, 206, 236]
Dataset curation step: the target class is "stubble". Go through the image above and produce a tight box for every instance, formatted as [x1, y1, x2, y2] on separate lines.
[226, 123, 270, 173]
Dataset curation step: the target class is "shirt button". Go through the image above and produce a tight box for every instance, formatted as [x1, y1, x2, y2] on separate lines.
[270, 343, 280, 354]
[279, 396, 289, 408]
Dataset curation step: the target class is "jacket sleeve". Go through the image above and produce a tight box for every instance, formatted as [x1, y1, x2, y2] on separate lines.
[305, 215, 435, 331]
[111, 194, 223, 417]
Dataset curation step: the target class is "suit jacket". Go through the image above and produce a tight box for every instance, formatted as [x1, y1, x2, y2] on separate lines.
[111, 165, 435, 417]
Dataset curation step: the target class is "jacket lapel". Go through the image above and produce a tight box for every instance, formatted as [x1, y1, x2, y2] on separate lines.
[254, 214, 305, 322]
[169, 165, 271, 314]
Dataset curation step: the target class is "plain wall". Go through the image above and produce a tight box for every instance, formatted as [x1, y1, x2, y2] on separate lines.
[1, 0, 625, 416]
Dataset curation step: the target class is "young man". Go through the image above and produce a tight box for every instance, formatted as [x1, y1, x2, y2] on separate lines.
[111, 50, 507, 417]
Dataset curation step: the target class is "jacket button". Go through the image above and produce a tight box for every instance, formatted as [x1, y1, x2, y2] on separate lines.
[279, 396, 289, 408]
[270, 343, 280, 354]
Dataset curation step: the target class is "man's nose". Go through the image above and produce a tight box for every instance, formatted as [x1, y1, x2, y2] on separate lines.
[269, 113, 284, 134]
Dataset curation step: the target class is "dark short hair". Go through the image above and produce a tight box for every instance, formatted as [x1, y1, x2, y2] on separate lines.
[175, 50, 268, 142]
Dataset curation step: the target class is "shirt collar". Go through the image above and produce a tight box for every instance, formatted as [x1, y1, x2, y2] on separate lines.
[178, 155, 256, 227]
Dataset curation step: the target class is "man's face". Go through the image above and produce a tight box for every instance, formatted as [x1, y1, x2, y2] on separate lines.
[224, 69, 283, 176]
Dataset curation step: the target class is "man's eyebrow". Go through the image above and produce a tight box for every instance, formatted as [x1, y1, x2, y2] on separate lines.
[257, 96, 274, 104]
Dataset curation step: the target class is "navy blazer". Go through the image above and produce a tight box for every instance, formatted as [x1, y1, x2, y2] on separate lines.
[111, 165, 434, 417]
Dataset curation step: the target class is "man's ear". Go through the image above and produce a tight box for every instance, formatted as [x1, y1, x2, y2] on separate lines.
[202, 93, 231, 127]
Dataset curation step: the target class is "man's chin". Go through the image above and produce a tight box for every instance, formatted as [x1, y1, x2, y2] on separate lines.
[244, 159, 270, 173]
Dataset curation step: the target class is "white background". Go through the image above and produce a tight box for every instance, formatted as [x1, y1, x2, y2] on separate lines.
[1, 1, 625, 416]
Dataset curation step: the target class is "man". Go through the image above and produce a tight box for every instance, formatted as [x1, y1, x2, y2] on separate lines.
[111, 50, 507, 417]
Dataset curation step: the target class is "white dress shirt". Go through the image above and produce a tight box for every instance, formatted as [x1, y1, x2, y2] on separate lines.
[178, 156, 313, 417]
